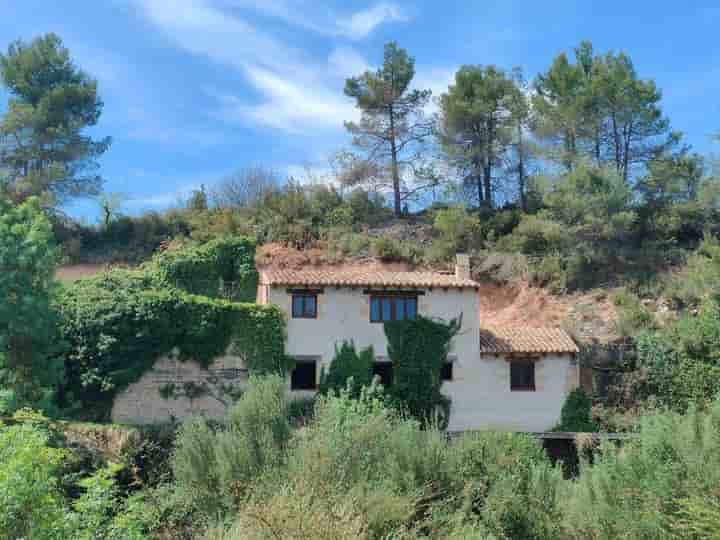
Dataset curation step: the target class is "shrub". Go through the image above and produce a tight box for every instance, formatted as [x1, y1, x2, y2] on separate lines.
[555, 389, 598, 432]
[371, 236, 404, 261]
[0, 420, 69, 539]
[612, 289, 656, 337]
[171, 376, 290, 515]
[562, 401, 720, 539]
[319, 341, 374, 398]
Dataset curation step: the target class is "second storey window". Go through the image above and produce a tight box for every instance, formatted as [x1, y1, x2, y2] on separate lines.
[370, 295, 417, 322]
[510, 360, 536, 391]
[292, 293, 317, 318]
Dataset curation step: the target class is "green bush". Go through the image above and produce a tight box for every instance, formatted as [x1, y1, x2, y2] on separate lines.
[171, 375, 290, 515]
[562, 401, 720, 539]
[371, 236, 404, 261]
[555, 389, 598, 432]
[0, 420, 69, 539]
[612, 288, 656, 337]
[319, 341, 374, 398]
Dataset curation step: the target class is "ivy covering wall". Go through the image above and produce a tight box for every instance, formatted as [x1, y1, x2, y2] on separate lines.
[56, 237, 287, 421]
[384, 315, 461, 427]
[151, 236, 259, 301]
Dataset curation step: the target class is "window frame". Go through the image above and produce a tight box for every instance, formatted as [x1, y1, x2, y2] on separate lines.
[509, 359, 536, 391]
[291, 293, 318, 319]
[291, 358, 318, 391]
[369, 294, 418, 323]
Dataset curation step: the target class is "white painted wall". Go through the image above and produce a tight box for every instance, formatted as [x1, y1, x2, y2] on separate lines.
[445, 353, 579, 432]
[267, 284, 480, 369]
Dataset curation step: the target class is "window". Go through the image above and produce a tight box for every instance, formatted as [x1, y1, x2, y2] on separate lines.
[510, 360, 535, 391]
[370, 295, 417, 322]
[372, 362, 393, 387]
[292, 293, 317, 318]
[441, 361, 453, 381]
[291, 360, 317, 390]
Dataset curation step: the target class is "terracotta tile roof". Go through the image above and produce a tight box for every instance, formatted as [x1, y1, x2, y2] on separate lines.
[261, 268, 479, 289]
[479, 326, 579, 354]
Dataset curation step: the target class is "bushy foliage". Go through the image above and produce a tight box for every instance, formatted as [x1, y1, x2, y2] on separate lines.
[384, 316, 460, 426]
[633, 297, 720, 411]
[562, 400, 720, 539]
[151, 235, 258, 301]
[555, 389, 598, 432]
[0, 197, 62, 413]
[0, 419, 69, 538]
[171, 375, 290, 515]
[319, 341, 374, 397]
[428, 206, 480, 262]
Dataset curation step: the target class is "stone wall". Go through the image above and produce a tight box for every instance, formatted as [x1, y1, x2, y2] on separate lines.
[111, 353, 248, 424]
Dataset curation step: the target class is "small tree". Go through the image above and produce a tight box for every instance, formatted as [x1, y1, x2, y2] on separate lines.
[0, 197, 62, 413]
[319, 341, 374, 398]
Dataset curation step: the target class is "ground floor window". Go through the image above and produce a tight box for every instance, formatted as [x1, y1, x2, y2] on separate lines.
[372, 361, 393, 387]
[510, 360, 535, 391]
[441, 361, 453, 381]
[291, 359, 317, 390]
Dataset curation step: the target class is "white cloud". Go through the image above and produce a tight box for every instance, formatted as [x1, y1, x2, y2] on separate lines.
[128, 0, 365, 134]
[219, 0, 408, 39]
[328, 47, 371, 78]
[337, 2, 408, 39]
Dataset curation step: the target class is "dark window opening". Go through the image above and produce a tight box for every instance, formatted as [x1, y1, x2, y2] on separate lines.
[370, 295, 418, 322]
[372, 362, 393, 387]
[291, 360, 317, 390]
[292, 294, 317, 318]
[441, 361, 453, 381]
[510, 360, 535, 391]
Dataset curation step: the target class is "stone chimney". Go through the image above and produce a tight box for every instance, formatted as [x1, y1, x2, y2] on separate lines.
[455, 253, 471, 280]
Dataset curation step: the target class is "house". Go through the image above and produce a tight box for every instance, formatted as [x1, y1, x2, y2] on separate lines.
[258, 255, 580, 432]
[112, 255, 579, 432]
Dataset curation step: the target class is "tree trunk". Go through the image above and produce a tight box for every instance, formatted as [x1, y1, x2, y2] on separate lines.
[517, 123, 527, 212]
[482, 159, 492, 208]
[388, 105, 402, 217]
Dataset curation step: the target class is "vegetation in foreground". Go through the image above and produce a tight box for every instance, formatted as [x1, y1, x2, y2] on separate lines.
[4, 380, 720, 539]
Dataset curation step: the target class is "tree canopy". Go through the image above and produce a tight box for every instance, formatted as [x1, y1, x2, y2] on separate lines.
[0, 33, 110, 207]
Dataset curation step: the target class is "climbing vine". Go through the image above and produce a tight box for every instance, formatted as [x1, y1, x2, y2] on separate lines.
[150, 236, 258, 301]
[55, 236, 287, 421]
[384, 315, 461, 427]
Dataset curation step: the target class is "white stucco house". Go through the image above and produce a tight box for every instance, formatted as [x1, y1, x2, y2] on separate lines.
[257, 255, 580, 432]
[112, 255, 579, 432]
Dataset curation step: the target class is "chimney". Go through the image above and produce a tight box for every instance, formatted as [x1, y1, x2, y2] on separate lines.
[455, 253, 470, 280]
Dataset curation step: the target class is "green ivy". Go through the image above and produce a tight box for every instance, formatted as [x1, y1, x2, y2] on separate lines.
[55, 237, 287, 421]
[383, 315, 461, 427]
[150, 236, 258, 301]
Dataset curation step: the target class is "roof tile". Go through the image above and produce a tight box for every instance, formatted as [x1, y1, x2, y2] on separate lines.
[261, 268, 479, 289]
[479, 326, 579, 354]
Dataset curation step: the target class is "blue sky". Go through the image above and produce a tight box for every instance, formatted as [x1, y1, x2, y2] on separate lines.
[2, 0, 719, 221]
